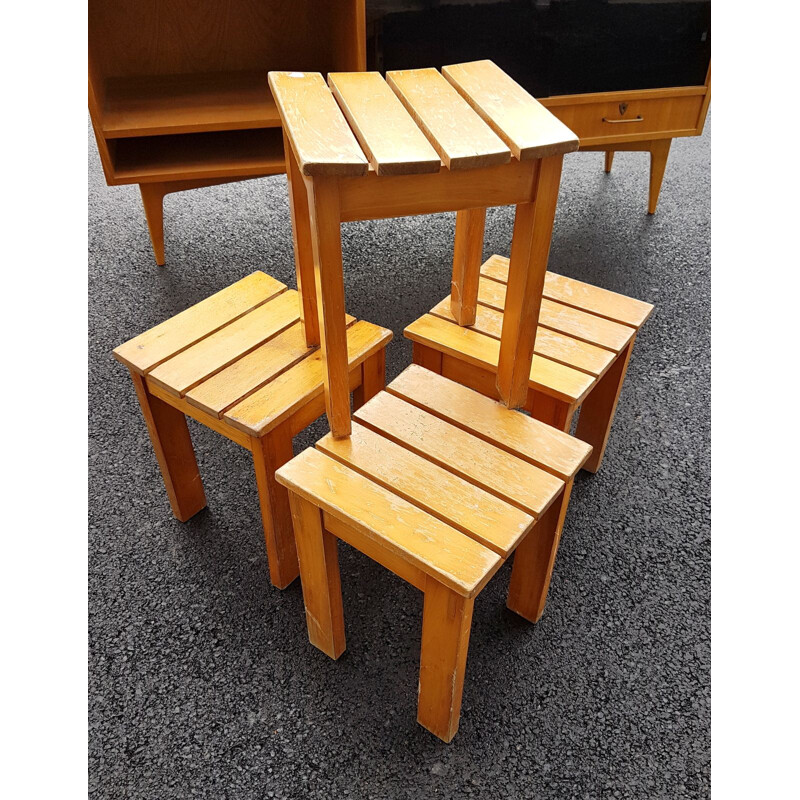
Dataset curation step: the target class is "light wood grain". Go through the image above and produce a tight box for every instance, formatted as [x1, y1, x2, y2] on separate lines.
[328, 72, 440, 176]
[317, 422, 533, 556]
[269, 71, 368, 178]
[354, 391, 563, 518]
[276, 448, 501, 598]
[113, 271, 285, 374]
[386, 67, 510, 170]
[442, 60, 579, 160]
[450, 208, 486, 326]
[417, 578, 474, 742]
[386, 365, 590, 480]
[404, 313, 595, 405]
[224, 320, 392, 437]
[147, 289, 300, 397]
[289, 492, 346, 658]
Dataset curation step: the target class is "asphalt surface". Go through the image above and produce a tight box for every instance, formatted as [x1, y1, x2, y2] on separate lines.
[89, 117, 710, 799]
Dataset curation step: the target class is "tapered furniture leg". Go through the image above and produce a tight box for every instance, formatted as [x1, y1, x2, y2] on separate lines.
[418, 577, 475, 742]
[139, 183, 167, 266]
[129, 370, 206, 522]
[412, 342, 443, 373]
[306, 176, 351, 439]
[647, 139, 671, 214]
[353, 348, 386, 410]
[507, 481, 573, 623]
[450, 208, 487, 326]
[289, 492, 346, 659]
[251, 422, 299, 588]
[284, 134, 320, 346]
[496, 155, 564, 410]
[604, 151, 614, 173]
[575, 336, 636, 473]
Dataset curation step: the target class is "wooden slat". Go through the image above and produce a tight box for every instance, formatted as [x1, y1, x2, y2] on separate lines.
[147, 290, 300, 397]
[429, 297, 614, 377]
[275, 448, 501, 598]
[404, 314, 595, 405]
[442, 60, 579, 160]
[481, 255, 653, 329]
[386, 365, 591, 480]
[328, 72, 440, 176]
[317, 422, 533, 556]
[354, 391, 563, 518]
[386, 68, 510, 171]
[113, 272, 285, 374]
[268, 71, 368, 178]
[224, 321, 392, 437]
[185, 316, 335, 418]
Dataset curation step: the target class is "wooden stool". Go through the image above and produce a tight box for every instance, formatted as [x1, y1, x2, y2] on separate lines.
[276, 365, 591, 741]
[269, 59, 581, 437]
[406, 254, 653, 472]
[113, 271, 391, 588]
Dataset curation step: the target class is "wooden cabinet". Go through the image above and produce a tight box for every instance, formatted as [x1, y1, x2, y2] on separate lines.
[88, 0, 365, 263]
[368, 0, 711, 214]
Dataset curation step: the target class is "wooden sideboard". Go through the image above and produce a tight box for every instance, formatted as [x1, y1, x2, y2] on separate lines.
[89, 1, 710, 264]
[88, 0, 365, 265]
[368, 0, 711, 214]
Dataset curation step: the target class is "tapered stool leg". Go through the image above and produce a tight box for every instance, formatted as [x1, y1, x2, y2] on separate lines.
[450, 208, 487, 326]
[129, 370, 206, 522]
[418, 577, 474, 742]
[285, 134, 320, 346]
[290, 492, 346, 659]
[507, 481, 573, 623]
[252, 422, 299, 588]
[496, 155, 564, 410]
[575, 336, 636, 472]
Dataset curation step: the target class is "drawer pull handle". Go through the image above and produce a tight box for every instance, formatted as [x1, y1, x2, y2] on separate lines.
[602, 115, 644, 124]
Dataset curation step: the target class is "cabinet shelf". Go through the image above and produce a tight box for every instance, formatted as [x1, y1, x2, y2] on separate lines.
[111, 128, 285, 184]
[102, 71, 280, 139]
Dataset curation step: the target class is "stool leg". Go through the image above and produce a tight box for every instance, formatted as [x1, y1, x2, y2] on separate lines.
[412, 342, 442, 374]
[418, 577, 474, 742]
[575, 336, 636, 473]
[496, 155, 564, 409]
[450, 208, 486, 326]
[284, 134, 320, 346]
[647, 139, 671, 214]
[353, 348, 386, 410]
[307, 176, 351, 439]
[129, 370, 206, 522]
[507, 480, 573, 623]
[251, 422, 299, 588]
[139, 183, 167, 266]
[289, 492, 346, 659]
[525, 389, 575, 433]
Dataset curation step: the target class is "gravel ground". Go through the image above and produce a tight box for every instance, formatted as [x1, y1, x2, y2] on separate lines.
[89, 116, 710, 799]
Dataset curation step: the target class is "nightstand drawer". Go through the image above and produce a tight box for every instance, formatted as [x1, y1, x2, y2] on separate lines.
[542, 90, 705, 145]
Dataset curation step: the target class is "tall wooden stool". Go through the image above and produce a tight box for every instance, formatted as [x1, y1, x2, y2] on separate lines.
[113, 272, 391, 588]
[270, 59, 581, 437]
[270, 61, 596, 739]
[406, 254, 653, 472]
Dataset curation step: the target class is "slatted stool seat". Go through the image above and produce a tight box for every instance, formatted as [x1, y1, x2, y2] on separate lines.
[406, 254, 654, 472]
[113, 271, 391, 588]
[276, 365, 592, 742]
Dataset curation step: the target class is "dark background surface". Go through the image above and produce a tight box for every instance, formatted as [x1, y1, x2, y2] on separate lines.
[368, 0, 711, 95]
[89, 114, 710, 798]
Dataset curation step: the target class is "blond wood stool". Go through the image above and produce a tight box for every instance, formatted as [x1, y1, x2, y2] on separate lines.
[406, 254, 654, 472]
[269, 59, 581, 438]
[276, 365, 591, 741]
[113, 271, 391, 588]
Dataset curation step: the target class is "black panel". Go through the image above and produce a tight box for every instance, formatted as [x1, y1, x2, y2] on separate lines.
[367, 1, 711, 96]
